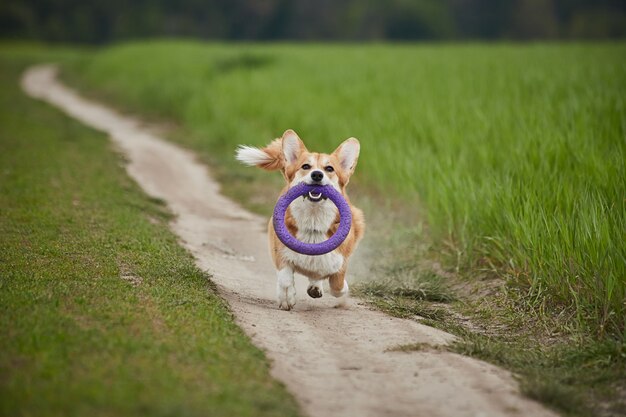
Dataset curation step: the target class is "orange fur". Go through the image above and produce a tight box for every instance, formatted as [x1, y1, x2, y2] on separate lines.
[255, 138, 285, 172]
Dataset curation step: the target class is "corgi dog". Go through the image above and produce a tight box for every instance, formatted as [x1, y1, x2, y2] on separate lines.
[236, 130, 365, 310]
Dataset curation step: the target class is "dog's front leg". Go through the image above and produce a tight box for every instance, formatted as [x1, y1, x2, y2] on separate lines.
[329, 270, 349, 306]
[277, 266, 296, 310]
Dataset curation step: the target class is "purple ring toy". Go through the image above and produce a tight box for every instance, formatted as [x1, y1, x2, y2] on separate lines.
[272, 183, 352, 256]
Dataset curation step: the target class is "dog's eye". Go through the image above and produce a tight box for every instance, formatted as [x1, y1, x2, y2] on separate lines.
[301, 164, 311, 170]
[324, 166, 334, 173]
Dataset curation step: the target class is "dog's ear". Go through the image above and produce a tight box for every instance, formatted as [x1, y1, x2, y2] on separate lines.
[332, 137, 360, 174]
[281, 130, 307, 166]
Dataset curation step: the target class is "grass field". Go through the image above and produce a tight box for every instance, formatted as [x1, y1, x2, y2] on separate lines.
[65, 41, 626, 343]
[0, 45, 301, 417]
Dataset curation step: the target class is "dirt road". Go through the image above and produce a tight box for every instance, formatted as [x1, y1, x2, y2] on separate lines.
[22, 64, 557, 417]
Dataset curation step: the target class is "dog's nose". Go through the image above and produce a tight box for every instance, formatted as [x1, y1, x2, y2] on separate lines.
[311, 170, 324, 182]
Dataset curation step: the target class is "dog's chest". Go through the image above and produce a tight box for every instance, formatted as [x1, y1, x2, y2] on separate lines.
[283, 200, 344, 278]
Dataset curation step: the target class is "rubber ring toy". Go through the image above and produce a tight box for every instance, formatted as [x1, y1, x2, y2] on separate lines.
[272, 183, 352, 256]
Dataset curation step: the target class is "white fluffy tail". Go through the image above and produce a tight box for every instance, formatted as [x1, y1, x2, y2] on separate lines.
[235, 145, 273, 166]
[235, 139, 284, 171]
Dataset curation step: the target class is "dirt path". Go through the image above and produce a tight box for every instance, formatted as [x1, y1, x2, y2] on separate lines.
[22, 65, 557, 417]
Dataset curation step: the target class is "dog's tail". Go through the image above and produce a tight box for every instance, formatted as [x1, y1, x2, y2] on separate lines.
[235, 138, 284, 171]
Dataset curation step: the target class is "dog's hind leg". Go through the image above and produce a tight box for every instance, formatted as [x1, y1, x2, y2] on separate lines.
[307, 278, 324, 299]
[277, 266, 296, 310]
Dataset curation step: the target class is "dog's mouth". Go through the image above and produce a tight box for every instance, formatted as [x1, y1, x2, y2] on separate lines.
[304, 191, 326, 203]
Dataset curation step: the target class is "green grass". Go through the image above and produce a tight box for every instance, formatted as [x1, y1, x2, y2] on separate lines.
[64, 40, 626, 342]
[451, 332, 626, 416]
[0, 45, 301, 417]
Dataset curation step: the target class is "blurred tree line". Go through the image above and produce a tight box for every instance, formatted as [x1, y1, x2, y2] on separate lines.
[1, 0, 624, 43]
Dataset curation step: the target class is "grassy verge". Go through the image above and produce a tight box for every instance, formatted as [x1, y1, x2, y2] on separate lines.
[0, 45, 301, 417]
[353, 278, 626, 416]
[60, 40, 626, 415]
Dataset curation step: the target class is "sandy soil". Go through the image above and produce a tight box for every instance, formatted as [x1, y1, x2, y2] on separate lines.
[22, 64, 558, 417]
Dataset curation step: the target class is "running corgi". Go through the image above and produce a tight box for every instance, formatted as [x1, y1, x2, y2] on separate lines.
[236, 130, 365, 310]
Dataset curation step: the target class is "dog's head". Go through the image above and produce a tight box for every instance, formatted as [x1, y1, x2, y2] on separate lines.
[236, 129, 360, 202]
[281, 130, 360, 197]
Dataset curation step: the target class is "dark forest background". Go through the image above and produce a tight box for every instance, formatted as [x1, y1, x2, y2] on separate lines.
[1, 0, 625, 43]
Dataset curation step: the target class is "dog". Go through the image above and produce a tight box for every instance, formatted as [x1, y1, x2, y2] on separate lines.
[236, 130, 365, 310]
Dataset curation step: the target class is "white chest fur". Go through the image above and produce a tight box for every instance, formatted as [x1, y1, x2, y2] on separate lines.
[282, 198, 344, 278]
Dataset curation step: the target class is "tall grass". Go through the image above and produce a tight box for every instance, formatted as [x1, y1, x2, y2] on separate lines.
[68, 41, 626, 339]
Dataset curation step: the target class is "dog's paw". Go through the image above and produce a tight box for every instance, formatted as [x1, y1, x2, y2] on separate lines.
[278, 283, 296, 309]
[277, 283, 296, 310]
[307, 281, 324, 299]
[307, 285, 323, 299]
